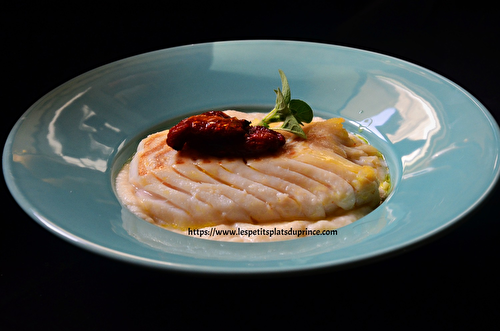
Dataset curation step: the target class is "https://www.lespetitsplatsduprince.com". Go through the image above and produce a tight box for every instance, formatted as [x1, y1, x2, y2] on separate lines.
[187, 227, 338, 239]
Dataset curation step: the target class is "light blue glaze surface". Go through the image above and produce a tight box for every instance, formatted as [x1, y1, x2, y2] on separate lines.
[3, 40, 500, 274]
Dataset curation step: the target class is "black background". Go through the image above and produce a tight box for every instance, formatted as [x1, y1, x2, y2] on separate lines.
[2, 1, 499, 329]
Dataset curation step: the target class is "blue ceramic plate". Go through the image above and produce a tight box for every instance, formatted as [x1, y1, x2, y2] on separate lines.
[4, 40, 500, 274]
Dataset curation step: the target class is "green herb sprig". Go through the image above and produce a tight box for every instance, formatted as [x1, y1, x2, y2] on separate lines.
[256, 70, 313, 139]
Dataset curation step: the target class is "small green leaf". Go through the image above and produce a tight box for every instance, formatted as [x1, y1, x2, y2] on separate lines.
[279, 115, 307, 139]
[278, 69, 291, 104]
[289, 99, 313, 124]
[274, 88, 288, 114]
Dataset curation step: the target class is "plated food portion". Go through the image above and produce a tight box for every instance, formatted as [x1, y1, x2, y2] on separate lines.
[116, 71, 391, 242]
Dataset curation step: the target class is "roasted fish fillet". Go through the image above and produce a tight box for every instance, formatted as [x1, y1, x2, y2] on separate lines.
[116, 111, 390, 241]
